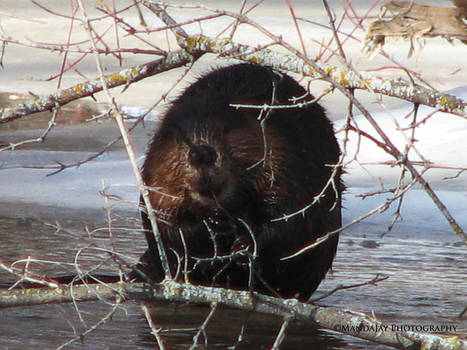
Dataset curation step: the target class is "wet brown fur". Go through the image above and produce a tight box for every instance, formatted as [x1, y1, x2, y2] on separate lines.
[132, 63, 342, 301]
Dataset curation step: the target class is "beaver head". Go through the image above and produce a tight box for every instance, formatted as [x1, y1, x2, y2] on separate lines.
[142, 102, 269, 228]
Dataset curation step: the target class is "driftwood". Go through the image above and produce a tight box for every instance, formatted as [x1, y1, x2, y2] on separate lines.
[0, 280, 465, 350]
[363, 1, 467, 56]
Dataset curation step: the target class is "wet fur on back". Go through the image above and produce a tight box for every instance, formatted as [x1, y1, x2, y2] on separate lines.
[134, 63, 342, 301]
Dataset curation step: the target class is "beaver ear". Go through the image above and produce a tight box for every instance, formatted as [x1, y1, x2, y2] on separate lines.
[167, 122, 193, 148]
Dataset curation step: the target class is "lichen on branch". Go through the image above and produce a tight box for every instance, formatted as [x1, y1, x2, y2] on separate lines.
[2, 35, 465, 124]
[179, 34, 466, 118]
[0, 50, 195, 124]
[0, 280, 465, 350]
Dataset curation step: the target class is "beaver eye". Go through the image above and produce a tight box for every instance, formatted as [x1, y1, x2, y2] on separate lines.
[188, 144, 217, 167]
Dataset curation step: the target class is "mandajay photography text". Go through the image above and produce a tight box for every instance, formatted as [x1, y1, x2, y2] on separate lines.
[335, 324, 459, 333]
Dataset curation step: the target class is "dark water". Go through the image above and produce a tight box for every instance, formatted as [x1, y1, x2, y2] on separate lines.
[0, 208, 465, 350]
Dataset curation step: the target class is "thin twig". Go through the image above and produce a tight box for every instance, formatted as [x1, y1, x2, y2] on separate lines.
[76, 0, 172, 279]
[141, 303, 166, 349]
[310, 274, 389, 302]
[271, 315, 293, 350]
[285, 0, 307, 57]
[56, 295, 122, 350]
[190, 302, 218, 350]
[322, 0, 347, 61]
[0, 49, 194, 123]
[0, 104, 59, 151]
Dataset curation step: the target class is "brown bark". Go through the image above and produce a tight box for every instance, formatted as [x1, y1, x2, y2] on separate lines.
[364, 1, 467, 55]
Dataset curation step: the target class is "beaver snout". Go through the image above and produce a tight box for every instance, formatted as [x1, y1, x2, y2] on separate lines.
[187, 144, 230, 202]
[188, 144, 217, 167]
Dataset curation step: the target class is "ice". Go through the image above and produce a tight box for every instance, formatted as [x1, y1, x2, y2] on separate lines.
[336, 86, 467, 186]
[0, 159, 138, 211]
[121, 106, 158, 121]
[1, 87, 466, 237]
[0, 88, 465, 239]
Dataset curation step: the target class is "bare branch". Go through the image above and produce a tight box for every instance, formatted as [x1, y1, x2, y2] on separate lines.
[0, 105, 59, 151]
[0, 50, 194, 123]
[271, 315, 292, 350]
[56, 295, 122, 350]
[175, 34, 466, 118]
[142, 1, 189, 39]
[190, 302, 218, 350]
[0, 258, 60, 289]
[141, 303, 166, 349]
[76, 0, 172, 279]
[310, 274, 389, 302]
[1, 281, 465, 350]
[2, 35, 464, 124]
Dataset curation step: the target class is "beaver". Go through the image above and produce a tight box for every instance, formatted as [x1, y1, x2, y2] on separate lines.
[133, 63, 342, 301]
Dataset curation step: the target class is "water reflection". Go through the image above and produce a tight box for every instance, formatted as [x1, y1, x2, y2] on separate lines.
[139, 302, 350, 349]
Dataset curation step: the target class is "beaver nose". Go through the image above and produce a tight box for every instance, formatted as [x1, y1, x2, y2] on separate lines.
[189, 144, 217, 167]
